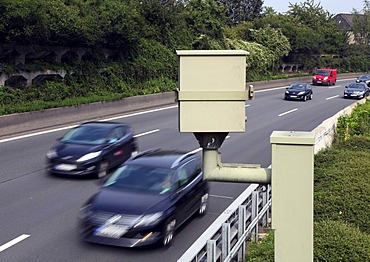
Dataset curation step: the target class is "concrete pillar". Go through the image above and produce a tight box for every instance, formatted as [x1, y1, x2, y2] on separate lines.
[270, 131, 315, 262]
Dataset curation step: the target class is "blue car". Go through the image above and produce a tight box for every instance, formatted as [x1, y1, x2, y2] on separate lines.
[46, 121, 138, 178]
[284, 82, 313, 101]
[78, 149, 209, 247]
[343, 82, 370, 99]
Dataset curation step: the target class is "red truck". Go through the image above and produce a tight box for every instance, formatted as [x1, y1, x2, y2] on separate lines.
[312, 68, 337, 86]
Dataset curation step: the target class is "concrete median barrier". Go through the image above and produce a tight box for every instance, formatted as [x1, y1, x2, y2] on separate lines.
[0, 73, 359, 138]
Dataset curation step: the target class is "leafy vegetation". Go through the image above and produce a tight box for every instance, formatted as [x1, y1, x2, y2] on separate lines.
[246, 100, 370, 261]
[1, 0, 370, 115]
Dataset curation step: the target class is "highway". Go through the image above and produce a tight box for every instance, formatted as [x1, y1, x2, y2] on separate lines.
[0, 78, 360, 262]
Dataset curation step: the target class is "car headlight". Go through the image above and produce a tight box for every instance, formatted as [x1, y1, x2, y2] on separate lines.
[298, 91, 305, 95]
[77, 151, 102, 162]
[324, 76, 328, 80]
[134, 212, 163, 228]
[46, 149, 58, 159]
[285, 91, 289, 94]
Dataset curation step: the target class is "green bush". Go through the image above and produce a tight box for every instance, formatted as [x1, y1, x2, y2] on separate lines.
[335, 100, 370, 142]
[314, 137, 370, 234]
[246, 230, 274, 262]
[314, 220, 370, 261]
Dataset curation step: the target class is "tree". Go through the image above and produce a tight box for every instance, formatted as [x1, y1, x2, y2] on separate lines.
[184, 0, 227, 49]
[352, 0, 370, 45]
[216, 0, 263, 26]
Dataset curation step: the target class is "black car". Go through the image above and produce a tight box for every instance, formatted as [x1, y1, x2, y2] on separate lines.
[46, 121, 138, 178]
[356, 74, 370, 86]
[284, 82, 313, 101]
[78, 149, 209, 247]
[344, 82, 370, 99]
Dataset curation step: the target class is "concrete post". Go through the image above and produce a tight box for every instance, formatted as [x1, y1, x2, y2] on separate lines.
[270, 131, 314, 262]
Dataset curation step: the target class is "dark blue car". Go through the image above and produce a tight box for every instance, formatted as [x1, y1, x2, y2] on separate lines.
[344, 82, 370, 99]
[284, 82, 313, 101]
[78, 149, 209, 247]
[46, 121, 138, 178]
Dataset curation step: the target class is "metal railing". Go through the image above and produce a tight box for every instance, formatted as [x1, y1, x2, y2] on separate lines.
[178, 183, 272, 262]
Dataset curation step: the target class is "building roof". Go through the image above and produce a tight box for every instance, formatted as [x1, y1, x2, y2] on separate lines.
[334, 13, 366, 31]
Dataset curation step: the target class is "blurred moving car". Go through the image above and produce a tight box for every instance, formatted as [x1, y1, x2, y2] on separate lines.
[312, 68, 337, 86]
[46, 121, 138, 178]
[78, 149, 209, 247]
[284, 82, 313, 101]
[355, 74, 370, 86]
[343, 82, 370, 99]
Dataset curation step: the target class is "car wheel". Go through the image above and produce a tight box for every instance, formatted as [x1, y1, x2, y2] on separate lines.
[303, 95, 307, 102]
[198, 193, 209, 216]
[97, 161, 109, 179]
[309, 93, 313, 100]
[162, 218, 176, 247]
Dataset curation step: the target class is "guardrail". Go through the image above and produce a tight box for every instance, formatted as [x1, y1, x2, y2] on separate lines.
[178, 184, 271, 262]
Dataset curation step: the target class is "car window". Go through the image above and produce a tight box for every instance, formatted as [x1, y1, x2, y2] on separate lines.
[175, 159, 201, 189]
[316, 70, 329, 75]
[104, 164, 173, 194]
[289, 84, 306, 90]
[348, 83, 365, 89]
[61, 126, 108, 145]
[107, 127, 127, 143]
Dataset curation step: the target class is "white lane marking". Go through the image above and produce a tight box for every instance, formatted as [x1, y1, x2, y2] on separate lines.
[0, 126, 78, 143]
[101, 105, 177, 121]
[209, 194, 234, 200]
[133, 129, 160, 138]
[1, 78, 353, 143]
[245, 104, 250, 107]
[278, 108, 298, 117]
[255, 86, 289, 92]
[0, 234, 30, 253]
[0, 105, 176, 144]
[0, 127, 160, 144]
[326, 95, 340, 100]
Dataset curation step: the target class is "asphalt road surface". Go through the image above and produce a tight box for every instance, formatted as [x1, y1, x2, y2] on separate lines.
[0, 78, 361, 262]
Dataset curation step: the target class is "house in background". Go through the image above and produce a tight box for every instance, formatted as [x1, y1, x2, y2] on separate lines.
[334, 13, 356, 44]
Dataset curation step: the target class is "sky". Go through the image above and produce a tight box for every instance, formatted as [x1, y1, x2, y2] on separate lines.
[263, 0, 365, 15]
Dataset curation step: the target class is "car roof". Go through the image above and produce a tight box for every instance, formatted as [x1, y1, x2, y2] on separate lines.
[290, 82, 308, 86]
[128, 149, 199, 169]
[316, 68, 336, 71]
[79, 121, 130, 129]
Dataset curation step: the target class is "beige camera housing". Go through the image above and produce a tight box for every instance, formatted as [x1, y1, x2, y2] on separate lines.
[176, 50, 249, 133]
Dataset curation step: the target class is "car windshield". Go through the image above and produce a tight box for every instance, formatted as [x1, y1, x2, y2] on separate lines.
[316, 70, 330, 75]
[359, 75, 370, 80]
[104, 164, 174, 195]
[348, 83, 365, 89]
[61, 126, 109, 145]
[289, 83, 306, 90]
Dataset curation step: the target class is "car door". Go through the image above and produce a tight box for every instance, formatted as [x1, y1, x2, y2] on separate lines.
[105, 127, 131, 167]
[173, 159, 202, 225]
